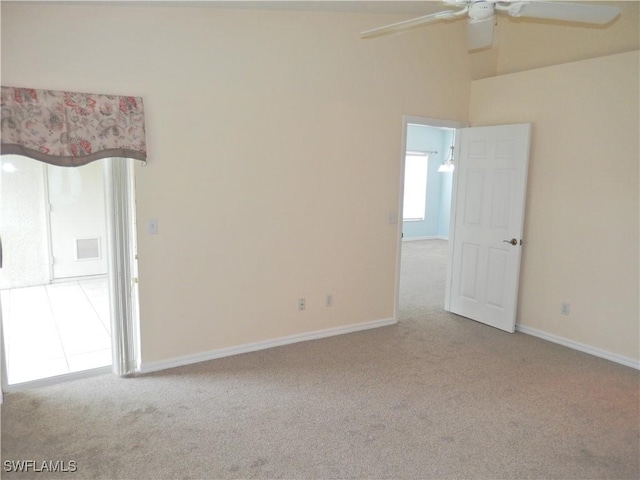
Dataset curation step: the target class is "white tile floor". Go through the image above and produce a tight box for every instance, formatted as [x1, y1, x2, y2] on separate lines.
[1, 276, 112, 385]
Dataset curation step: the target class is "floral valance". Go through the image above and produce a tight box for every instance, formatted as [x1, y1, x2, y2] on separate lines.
[1, 86, 147, 166]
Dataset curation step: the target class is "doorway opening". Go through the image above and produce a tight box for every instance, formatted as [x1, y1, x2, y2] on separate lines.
[395, 116, 467, 319]
[0, 154, 139, 388]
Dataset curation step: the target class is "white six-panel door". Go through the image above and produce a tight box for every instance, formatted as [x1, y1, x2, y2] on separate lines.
[446, 124, 531, 332]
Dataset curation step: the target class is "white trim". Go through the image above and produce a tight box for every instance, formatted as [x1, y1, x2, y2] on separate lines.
[2, 366, 112, 393]
[444, 132, 461, 312]
[43, 163, 54, 282]
[393, 118, 408, 322]
[402, 235, 448, 242]
[140, 317, 397, 374]
[405, 116, 468, 130]
[516, 324, 640, 370]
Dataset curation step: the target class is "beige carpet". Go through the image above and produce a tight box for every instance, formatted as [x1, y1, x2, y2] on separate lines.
[1, 240, 638, 479]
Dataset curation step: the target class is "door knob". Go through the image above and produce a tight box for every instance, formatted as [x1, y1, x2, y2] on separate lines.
[503, 238, 518, 246]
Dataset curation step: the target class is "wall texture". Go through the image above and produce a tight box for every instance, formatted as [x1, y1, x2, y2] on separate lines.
[470, 51, 639, 362]
[1, 3, 470, 364]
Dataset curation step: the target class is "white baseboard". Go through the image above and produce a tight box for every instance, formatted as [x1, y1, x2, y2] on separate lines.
[516, 324, 640, 370]
[141, 317, 398, 374]
[402, 235, 448, 242]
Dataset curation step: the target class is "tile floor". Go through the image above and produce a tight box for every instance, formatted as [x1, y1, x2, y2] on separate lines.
[1, 276, 112, 385]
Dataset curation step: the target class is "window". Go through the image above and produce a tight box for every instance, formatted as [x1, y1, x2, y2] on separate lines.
[403, 153, 428, 221]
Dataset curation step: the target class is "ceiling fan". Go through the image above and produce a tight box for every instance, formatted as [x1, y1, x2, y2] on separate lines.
[361, 1, 621, 51]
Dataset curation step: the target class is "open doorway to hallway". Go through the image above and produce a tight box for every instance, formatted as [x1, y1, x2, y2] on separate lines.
[0, 155, 112, 385]
[397, 120, 457, 316]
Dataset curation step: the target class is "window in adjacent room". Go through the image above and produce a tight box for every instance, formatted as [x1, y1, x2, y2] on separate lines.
[402, 152, 428, 221]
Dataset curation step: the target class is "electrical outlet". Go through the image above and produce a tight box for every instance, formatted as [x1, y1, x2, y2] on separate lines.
[298, 298, 306, 311]
[561, 302, 570, 316]
[325, 294, 333, 307]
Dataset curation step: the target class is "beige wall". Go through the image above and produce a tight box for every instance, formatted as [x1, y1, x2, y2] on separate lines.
[470, 51, 640, 362]
[1, 3, 470, 363]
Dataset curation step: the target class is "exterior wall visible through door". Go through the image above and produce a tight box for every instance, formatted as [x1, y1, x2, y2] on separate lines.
[0, 155, 108, 290]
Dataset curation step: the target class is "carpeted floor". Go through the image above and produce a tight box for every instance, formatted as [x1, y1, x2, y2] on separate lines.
[1, 240, 638, 479]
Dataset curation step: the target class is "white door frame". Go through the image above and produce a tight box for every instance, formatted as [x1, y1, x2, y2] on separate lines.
[104, 158, 141, 377]
[393, 116, 468, 321]
[0, 157, 140, 394]
[43, 164, 55, 283]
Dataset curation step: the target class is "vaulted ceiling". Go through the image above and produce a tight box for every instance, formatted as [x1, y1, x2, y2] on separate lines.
[9, 1, 640, 79]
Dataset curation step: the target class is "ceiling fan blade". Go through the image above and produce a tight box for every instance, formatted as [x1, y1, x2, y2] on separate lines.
[361, 9, 467, 39]
[467, 16, 495, 51]
[506, 1, 621, 24]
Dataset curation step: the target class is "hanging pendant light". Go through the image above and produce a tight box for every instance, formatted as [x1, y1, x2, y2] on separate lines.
[438, 145, 455, 173]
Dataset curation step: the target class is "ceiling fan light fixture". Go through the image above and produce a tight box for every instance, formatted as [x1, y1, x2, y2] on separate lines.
[468, 2, 495, 21]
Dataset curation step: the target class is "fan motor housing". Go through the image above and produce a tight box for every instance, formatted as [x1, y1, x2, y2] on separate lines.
[469, 2, 495, 20]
